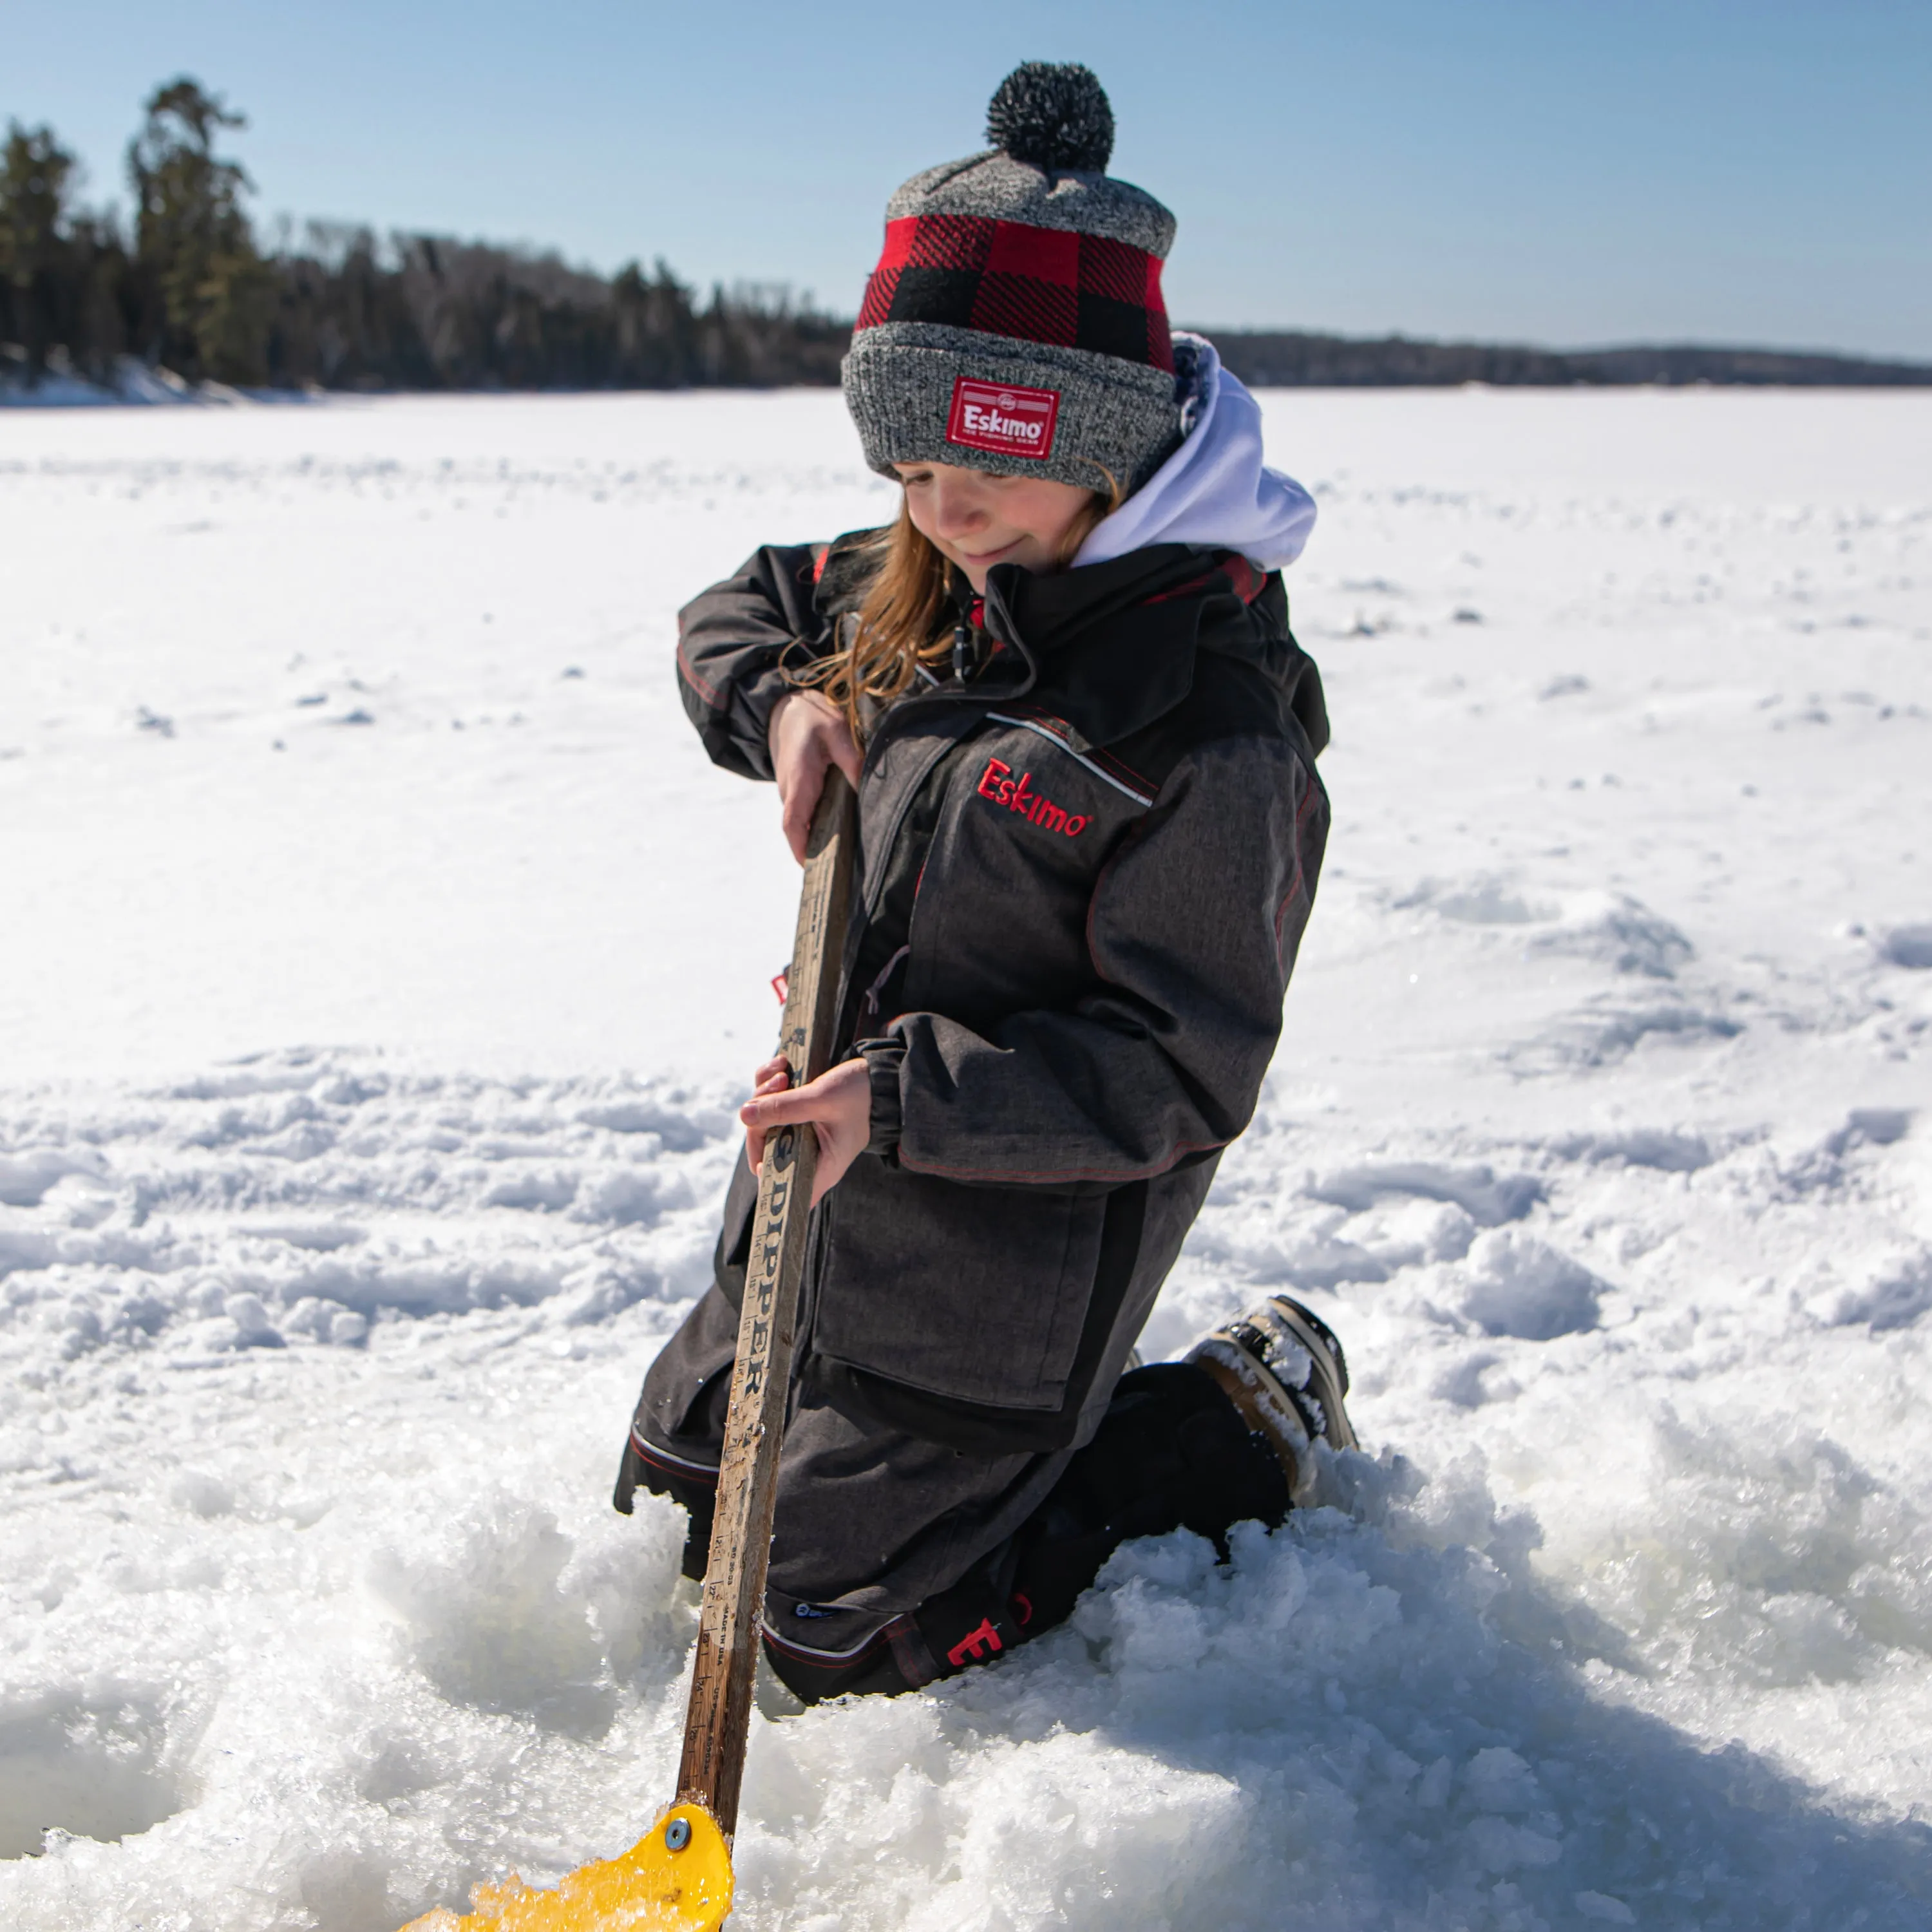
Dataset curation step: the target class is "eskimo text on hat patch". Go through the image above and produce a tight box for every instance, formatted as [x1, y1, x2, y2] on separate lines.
[947, 379, 1060, 460]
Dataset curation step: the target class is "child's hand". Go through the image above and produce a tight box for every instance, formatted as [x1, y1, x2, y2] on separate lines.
[769, 690, 863, 864]
[741, 1054, 873, 1204]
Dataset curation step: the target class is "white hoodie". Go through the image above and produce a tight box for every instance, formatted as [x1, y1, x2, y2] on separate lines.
[1073, 332, 1316, 573]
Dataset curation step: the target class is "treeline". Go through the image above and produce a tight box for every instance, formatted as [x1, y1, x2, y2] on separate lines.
[1201, 332, 1932, 389]
[5, 77, 1927, 396]
[0, 77, 848, 392]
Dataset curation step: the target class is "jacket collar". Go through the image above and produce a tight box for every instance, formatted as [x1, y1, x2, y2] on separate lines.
[980, 544, 1234, 746]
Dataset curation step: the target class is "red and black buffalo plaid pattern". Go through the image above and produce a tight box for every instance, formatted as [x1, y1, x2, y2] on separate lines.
[857, 216, 1173, 374]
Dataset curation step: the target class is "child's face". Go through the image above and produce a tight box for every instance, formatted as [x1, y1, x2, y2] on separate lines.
[893, 460, 1097, 592]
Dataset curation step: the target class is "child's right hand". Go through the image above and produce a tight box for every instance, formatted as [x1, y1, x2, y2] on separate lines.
[769, 690, 863, 864]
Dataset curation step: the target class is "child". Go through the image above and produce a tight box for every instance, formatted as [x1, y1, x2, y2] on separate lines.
[616, 62, 1357, 1701]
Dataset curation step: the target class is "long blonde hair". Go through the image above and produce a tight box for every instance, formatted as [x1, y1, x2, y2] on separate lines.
[796, 475, 1120, 739]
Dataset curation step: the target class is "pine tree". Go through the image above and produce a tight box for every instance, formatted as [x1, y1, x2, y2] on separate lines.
[0, 122, 77, 381]
[127, 78, 271, 384]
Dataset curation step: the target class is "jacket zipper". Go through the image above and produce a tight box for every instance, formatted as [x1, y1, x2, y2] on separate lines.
[835, 573, 1042, 1034]
[834, 723, 965, 1050]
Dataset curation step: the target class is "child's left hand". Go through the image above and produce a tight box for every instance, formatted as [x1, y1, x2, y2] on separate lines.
[741, 1054, 873, 1204]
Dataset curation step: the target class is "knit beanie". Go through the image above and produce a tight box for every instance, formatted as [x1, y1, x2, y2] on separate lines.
[842, 64, 1182, 498]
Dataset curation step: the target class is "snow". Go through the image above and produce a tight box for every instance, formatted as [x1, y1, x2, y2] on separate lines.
[0, 361, 289, 409]
[2, 388, 1929, 1929]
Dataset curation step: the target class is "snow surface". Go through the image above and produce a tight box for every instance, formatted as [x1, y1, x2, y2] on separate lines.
[0, 361, 294, 410]
[1, 389, 1929, 1930]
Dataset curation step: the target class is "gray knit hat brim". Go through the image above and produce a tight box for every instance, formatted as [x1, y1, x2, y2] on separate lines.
[843, 323, 1181, 497]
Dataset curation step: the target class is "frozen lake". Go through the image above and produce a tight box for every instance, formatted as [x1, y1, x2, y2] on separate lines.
[1, 388, 1929, 1928]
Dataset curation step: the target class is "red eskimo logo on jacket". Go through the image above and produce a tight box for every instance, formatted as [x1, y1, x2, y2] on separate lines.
[978, 756, 1090, 837]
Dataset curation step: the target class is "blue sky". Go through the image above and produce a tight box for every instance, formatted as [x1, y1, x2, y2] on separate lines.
[6, 0, 1929, 357]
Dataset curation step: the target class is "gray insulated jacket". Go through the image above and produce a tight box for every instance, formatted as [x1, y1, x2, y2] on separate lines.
[676, 534, 1330, 1457]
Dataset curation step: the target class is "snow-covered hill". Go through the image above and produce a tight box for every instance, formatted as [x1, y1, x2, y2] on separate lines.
[1, 391, 1928, 1929]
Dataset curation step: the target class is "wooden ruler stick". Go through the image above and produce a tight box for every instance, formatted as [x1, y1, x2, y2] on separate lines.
[675, 770, 857, 1839]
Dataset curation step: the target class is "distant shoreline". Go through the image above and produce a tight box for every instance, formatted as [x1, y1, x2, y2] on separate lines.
[8, 330, 1929, 404]
[1199, 333, 1932, 388]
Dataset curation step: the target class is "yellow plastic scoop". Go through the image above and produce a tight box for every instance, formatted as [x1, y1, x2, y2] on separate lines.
[401, 1804, 733, 1932]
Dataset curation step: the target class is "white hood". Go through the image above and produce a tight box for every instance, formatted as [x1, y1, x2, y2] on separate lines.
[1072, 333, 1316, 573]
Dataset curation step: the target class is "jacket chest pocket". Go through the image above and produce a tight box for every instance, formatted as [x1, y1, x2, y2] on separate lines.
[811, 1155, 1104, 1412]
[902, 750, 1116, 1021]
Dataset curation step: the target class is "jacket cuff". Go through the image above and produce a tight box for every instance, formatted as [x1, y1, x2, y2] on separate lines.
[856, 1037, 906, 1158]
[730, 665, 799, 781]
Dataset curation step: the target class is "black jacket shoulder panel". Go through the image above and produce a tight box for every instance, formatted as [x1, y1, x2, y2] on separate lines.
[813, 527, 887, 619]
[987, 552, 1329, 799]
[1088, 650, 1325, 872]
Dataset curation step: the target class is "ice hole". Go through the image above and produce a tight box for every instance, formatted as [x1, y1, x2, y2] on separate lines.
[0, 1688, 188, 1859]
[370, 1504, 618, 1739]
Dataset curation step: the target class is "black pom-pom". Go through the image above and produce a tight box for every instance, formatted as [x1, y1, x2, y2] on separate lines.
[985, 62, 1114, 173]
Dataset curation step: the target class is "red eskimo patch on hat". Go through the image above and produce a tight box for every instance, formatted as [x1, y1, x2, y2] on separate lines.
[947, 378, 1060, 460]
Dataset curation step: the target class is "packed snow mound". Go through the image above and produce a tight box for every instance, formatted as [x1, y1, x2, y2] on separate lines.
[1399, 877, 1695, 978]
[0, 1056, 736, 1361]
[1455, 1228, 1606, 1340]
